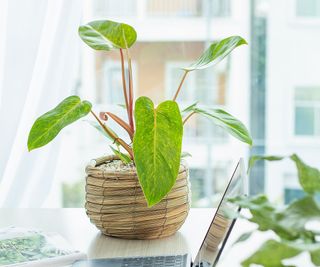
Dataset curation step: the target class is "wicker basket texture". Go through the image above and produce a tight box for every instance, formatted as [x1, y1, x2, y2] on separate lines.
[85, 155, 190, 239]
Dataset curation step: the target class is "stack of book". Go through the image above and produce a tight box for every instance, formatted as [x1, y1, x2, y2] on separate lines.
[0, 227, 86, 266]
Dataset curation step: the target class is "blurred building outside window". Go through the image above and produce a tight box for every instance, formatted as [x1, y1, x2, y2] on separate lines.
[283, 172, 304, 204]
[296, 0, 320, 17]
[294, 87, 320, 136]
[93, 0, 231, 18]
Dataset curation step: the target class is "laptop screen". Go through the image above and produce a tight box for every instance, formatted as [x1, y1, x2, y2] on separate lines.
[193, 159, 246, 267]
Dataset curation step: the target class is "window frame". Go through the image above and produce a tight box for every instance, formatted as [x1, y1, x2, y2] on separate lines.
[290, 86, 320, 144]
[165, 61, 229, 143]
[289, 0, 320, 25]
[100, 60, 138, 105]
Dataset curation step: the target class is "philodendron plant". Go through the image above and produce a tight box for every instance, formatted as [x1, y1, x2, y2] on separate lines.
[27, 20, 252, 207]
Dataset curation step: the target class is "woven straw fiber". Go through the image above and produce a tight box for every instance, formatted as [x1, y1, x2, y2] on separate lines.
[85, 155, 190, 239]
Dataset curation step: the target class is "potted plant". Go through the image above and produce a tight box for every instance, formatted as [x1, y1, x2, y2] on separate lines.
[27, 20, 252, 239]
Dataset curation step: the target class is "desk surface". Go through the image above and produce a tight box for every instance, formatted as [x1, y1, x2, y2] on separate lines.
[0, 209, 313, 266]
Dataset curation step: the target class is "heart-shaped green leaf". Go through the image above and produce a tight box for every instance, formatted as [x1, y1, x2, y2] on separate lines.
[290, 154, 320, 194]
[28, 96, 92, 151]
[189, 106, 252, 146]
[78, 20, 137, 51]
[133, 97, 183, 206]
[183, 36, 247, 71]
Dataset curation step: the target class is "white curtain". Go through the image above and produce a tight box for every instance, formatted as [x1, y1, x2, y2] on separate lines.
[0, 0, 82, 207]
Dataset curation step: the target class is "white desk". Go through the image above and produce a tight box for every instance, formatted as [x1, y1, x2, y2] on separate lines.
[0, 209, 314, 266]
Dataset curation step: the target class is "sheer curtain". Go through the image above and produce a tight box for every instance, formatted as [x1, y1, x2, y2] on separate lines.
[0, 0, 82, 207]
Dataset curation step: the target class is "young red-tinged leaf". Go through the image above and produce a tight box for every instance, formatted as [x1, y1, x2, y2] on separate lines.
[105, 112, 134, 139]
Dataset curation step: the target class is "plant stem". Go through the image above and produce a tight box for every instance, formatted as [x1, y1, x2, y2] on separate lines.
[125, 48, 135, 132]
[91, 110, 134, 158]
[120, 49, 130, 124]
[183, 111, 196, 125]
[105, 112, 134, 140]
[173, 71, 189, 101]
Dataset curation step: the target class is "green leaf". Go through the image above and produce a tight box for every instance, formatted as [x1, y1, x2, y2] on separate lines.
[133, 97, 183, 206]
[181, 151, 192, 158]
[248, 155, 284, 174]
[311, 249, 320, 266]
[117, 103, 127, 109]
[28, 96, 92, 151]
[181, 102, 198, 115]
[78, 20, 137, 51]
[241, 240, 301, 267]
[233, 231, 254, 246]
[231, 195, 320, 243]
[290, 154, 320, 194]
[85, 120, 118, 142]
[192, 107, 252, 146]
[230, 195, 297, 240]
[277, 196, 320, 234]
[284, 242, 320, 266]
[183, 36, 247, 71]
[110, 146, 132, 164]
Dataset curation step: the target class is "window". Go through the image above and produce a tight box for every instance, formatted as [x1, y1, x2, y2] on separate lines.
[94, 0, 136, 17]
[7, 0, 320, 208]
[283, 173, 303, 204]
[100, 63, 124, 104]
[189, 168, 206, 204]
[166, 61, 229, 142]
[189, 163, 229, 207]
[99, 61, 136, 106]
[211, 0, 231, 17]
[294, 87, 320, 136]
[147, 0, 202, 17]
[296, 0, 320, 17]
[285, 188, 305, 204]
[195, 116, 228, 141]
[166, 62, 228, 106]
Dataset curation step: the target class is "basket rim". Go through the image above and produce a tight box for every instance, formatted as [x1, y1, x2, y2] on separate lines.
[86, 154, 188, 175]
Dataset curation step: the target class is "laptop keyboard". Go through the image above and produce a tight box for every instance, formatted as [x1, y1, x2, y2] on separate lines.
[121, 255, 186, 267]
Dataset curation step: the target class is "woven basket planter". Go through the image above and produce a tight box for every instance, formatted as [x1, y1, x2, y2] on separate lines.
[85, 155, 190, 240]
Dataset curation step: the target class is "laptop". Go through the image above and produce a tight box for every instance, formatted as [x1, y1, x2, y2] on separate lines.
[73, 158, 246, 267]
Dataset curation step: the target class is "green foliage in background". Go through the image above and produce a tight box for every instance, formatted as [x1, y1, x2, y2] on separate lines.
[62, 180, 85, 208]
[230, 154, 320, 267]
[27, 19, 252, 206]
